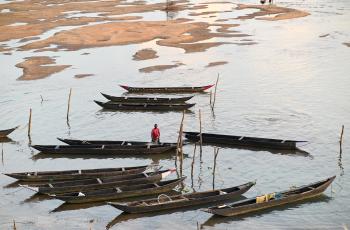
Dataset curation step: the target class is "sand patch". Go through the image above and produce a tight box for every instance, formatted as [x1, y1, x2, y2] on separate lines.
[189, 10, 232, 16]
[19, 36, 41, 43]
[236, 4, 310, 21]
[16, 56, 71, 80]
[206, 61, 228, 67]
[139, 63, 183, 73]
[75, 74, 94, 78]
[0, 45, 11, 52]
[343, 43, 350, 47]
[133, 48, 158, 60]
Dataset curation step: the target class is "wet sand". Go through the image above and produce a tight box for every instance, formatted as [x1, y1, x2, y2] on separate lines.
[133, 48, 158, 61]
[15, 56, 71, 80]
[139, 63, 183, 73]
[74, 74, 94, 79]
[344, 43, 350, 47]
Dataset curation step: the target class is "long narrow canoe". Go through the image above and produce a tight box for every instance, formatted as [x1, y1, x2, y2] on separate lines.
[108, 181, 255, 214]
[0, 126, 18, 137]
[95, 101, 195, 111]
[184, 132, 307, 150]
[203, 176, 335, 217]
[101, 93, 194, 104]
[57, 138, 176, 147]
[31, 145, 175, 155]
[50, 177, 186, 204]
[119, 84, 214, 93]
[20, 169, 175, 195]
[3, 165, 149, 182]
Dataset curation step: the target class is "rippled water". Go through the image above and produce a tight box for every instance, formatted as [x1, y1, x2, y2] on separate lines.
[0, 0, 349, 229]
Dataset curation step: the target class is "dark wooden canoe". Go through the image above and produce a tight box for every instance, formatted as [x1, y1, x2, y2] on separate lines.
[20, 169, 176, 195]
[95, 101, 195, 111]
[108, 181, 255, 213]
[101, 93, 193, 104]
[0, 126, 18, 137]
[184, 132, 307, 150]
[50, 177, 186, 204]
[203, 176, 336, 217]
[57, 138, 176, 147]
[31, 144, 176, 155]
[3, 165, 149, 182]
[119, 84, 214, 93]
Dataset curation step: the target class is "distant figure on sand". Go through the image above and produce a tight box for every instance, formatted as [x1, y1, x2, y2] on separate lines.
[151, 124, 160, 144]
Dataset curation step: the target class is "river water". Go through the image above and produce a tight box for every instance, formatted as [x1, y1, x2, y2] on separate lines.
[0, 0, 349, 229]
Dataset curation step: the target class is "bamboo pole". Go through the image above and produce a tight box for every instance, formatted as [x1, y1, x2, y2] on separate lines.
[212, 147, 220, 190]
[13, 220, 16, 230]
[175, 111, 185, 173]
[28, 108, 32, 137]
[1, 143, 4, 165]
[212, 74, 219, 108]
[340, 125, 344, 144]
[209, 90, 212, 107]
[66, 88, 72, 121]
[199, 109, 203, 160]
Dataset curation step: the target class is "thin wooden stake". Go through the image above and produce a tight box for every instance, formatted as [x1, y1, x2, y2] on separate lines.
[340, 125, 344, 144]
[1, 143, 4, 165]
[191, 143, 197, 183]
[212, 74, 219, 108]
[212, 147, 220, 190]
[175, 111, 185, 174]
[13, 220, 16, 230]
[40, 95, 44, 103]
[66, 88, 72, 121]
[28, 108, 32, 137]
[209, 90, 212, 106]
[199, 109, 203, 160]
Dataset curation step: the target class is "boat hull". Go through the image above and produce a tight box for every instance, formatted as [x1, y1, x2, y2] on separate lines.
[101, 93, 193, 104]
[119, 84, 214, 93]
[95, 101, 195, 111]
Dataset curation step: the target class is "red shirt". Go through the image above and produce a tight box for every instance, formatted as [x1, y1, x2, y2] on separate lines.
[151, 128, 160, 139]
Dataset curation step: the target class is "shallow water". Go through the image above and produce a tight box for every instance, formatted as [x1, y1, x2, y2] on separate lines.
[0, 0, 350, 229]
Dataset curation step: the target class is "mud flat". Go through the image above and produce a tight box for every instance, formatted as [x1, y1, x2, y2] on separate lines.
[344, 43, 350, 47]
[133, 48, 158, 60]
[74, 74, 94, 79]
[139, 63, 183, 73]
[206, 61, 228, 67]
[16, 56, 71, 80]
[236, 4, 310, 21]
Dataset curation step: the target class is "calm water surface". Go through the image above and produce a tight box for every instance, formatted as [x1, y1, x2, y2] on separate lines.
[0, 0, 349, 229]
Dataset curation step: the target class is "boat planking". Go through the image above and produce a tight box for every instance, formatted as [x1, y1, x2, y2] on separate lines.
[119, 84, 214, 93]
[203, 176, 335, 217]
[184, 132, 307, 150]
[50, 177, 186, 204]
[57, 138, 176, 147]
[20, 169, 176, 195]
[0, 126, 18, 137]
[108, 181, 255, 214]
[31, 144, 176, 155]
[101, 93, 193, 104]
[4, 165, 150, 182]
[95, 101, 195, 111]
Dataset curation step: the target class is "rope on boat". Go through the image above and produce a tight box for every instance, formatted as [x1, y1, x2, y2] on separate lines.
[157, 194, 172, 203]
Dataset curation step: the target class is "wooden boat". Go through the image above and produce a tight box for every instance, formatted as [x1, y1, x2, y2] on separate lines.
[203, 176, 336, 217]
[184, 132, 307, 150]
[20, 169, 176, 195]
[95, 101, 195, 111]
[119, 84, 214, 93]
[50, 177, 186, 204]
[108, 181, 255, 213]
[31, 144, 176, 155]
[3, 165, 149, 182]
[0, 126, 18, 137]
[101, 93, 193, 104]
[57, 138, 176, 147]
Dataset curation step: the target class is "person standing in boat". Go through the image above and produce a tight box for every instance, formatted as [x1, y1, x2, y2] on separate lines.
[151, 124, 160, 144]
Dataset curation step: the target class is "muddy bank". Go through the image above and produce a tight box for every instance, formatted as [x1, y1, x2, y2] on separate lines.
[74, 74, 94, 79]
[133, 49, 158, 60]
[16, 56, 71, 80]
[236, 4, 310, 21]
[344, 43, 350, 47]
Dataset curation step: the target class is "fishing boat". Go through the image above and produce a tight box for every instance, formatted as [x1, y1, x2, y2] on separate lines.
[3, 165, 150, 182]
[203, 176, 335, 217]
[183, 132, 307, 150]
[50, 177, 186, 204]
[0, 126, 18, 137]
[57, 138, 176, 147]
[20, 169, 175, 195]
[119, 84, 214, 93]
[31, 144, 176, 155]
[101, 93, 193, 104]
[95, 101, 195, 111]
[108, 181, 255, 214]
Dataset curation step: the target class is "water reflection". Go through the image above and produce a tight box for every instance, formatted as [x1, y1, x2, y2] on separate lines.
[201, 195, 332, 228]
